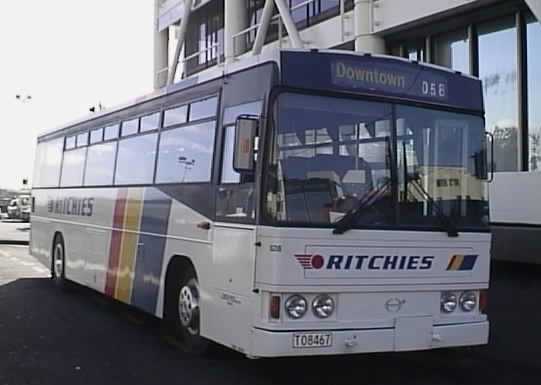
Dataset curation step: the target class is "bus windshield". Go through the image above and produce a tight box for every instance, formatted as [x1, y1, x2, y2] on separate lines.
[264, 92, 488, 231]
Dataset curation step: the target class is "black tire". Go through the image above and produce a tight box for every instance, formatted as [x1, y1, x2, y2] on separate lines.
[51, 234, 67, 289]
[163, 264, 209, 355]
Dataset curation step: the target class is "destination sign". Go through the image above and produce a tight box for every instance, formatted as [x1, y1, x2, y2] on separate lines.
[332, 60, 448, 101]
[281, 51, 483, 112]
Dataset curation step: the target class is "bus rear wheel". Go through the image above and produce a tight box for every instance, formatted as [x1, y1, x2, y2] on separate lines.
[164, 265, 209, 355]
[51, 235, 67, 289]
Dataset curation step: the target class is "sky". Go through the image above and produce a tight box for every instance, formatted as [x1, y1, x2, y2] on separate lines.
[0, 0, 154, 190]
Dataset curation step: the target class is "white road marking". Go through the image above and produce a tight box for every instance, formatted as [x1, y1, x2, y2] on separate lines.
[0, 250, 10, 257]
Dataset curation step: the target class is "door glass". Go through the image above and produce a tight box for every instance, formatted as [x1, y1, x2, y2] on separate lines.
[217, 102, 263, 222]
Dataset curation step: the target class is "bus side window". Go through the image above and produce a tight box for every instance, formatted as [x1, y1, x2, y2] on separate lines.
[34, 138, 64, 188]
[61, 148, 86, 187]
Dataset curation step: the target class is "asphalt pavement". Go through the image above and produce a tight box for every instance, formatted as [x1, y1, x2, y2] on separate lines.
[0, 245, 540, 385]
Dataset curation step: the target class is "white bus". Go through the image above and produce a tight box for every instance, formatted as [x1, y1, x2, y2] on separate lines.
[30, 49, 490, 357]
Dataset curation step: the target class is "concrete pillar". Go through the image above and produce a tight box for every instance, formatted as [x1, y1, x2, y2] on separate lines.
[354, 0, 385, 54]
[225, 0, 249, 63]
[153, 0, 169, 90]
[168, 0, 194, 85]
[253, 0, 276, 55]
[274, 0, 304, 48]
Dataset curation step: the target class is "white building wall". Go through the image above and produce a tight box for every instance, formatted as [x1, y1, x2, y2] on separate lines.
[490, 173, 541, 225]
[373, 0, 497, 33]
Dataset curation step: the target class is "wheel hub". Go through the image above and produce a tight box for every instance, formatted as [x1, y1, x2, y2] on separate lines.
[53, 244, 64, 278]
[178, 283, 200, 335]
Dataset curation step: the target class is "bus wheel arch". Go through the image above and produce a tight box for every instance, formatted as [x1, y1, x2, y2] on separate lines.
[163, 255, 209, 354]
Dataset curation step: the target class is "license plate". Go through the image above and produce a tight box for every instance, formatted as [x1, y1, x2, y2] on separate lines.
[292, 332, 333, 348]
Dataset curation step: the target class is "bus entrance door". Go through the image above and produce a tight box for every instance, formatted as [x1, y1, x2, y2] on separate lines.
[207, 224, 256, 352]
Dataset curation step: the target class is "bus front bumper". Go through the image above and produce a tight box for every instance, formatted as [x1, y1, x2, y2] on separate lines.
[250, 320, 489, 357]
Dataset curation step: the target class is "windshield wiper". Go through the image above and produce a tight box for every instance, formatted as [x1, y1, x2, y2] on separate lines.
[401, 141, 458, 238]
[333, 139, 459, 237]
[332, 180, 391, 234]
[406, 176, 459, 237]
[333, 136, 394, 235]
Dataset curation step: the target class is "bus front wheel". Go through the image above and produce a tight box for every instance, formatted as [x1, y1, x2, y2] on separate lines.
[164, 264, 209, 355]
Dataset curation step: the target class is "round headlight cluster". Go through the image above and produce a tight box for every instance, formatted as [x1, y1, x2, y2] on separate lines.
[441, 292, 458, 313]
[285, 295, 307, 319]
[285, 294, 335, 319]
[459, 291, 477, 312]
[312, 294, 335, 319]
[441, 291, 478, 313]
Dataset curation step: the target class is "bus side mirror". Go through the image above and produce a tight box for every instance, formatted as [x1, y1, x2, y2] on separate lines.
[233, 116, 259, 172]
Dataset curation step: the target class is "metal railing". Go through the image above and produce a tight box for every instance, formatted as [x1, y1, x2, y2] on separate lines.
[231, 0, 351, 58]
[157, 0, 372, 82]
[167, 42, 223, 80]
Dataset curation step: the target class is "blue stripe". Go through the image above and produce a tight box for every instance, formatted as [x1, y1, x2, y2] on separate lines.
[131, 188, 172, 314]
[459, 255, 478, 271]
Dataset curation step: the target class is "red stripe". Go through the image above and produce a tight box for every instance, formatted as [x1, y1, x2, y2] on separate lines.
[105, 189, 128, 296]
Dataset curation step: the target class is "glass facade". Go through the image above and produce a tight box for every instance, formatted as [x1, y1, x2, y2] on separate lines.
[527, 19, 541, 171]
[434, 29, 470, 74]
[186, 1, 224, 75]
[387, 10, 541, 174]
[478, 17, 518, 172]
[406, 40, 426, 62]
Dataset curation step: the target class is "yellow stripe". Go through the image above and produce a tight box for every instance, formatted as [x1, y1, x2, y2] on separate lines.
[450, 255, 464, 271]
[115, 189, 144, 303]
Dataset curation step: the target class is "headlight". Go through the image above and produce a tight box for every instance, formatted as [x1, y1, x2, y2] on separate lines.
[312, 294, 335, 318]
[459, 291, 477, 312]
[441, 292, 458, 313]
[285, 295, 307, 319]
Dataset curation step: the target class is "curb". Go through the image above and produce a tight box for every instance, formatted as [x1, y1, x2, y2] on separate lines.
[0, 240, 29, 246]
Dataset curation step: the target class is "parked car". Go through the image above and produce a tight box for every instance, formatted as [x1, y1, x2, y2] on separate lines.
[7, 196, 31, 222]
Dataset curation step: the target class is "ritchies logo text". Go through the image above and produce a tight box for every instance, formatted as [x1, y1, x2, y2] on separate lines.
[295, 254, 434, 271]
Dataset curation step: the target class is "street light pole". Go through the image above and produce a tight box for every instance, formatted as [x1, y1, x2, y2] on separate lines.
[14, 94, 33, 191]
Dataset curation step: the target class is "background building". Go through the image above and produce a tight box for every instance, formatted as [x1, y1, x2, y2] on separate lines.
[153, 0, 540, 262]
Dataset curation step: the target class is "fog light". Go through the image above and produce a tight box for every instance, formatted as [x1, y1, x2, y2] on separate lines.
[285, 295, 307, 319]
[441, 292, 458, 313]
[312, 294, 335, 319]
[459, 291, 477, 312]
